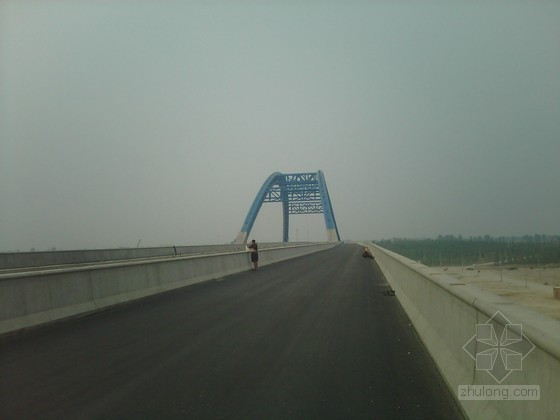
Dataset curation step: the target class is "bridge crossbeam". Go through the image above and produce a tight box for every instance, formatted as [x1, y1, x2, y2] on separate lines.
[289, 202, 324, 214]
[263, 188, 321, 203]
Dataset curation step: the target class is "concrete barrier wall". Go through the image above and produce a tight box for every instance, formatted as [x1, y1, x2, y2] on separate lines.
[0, 247, 176, 269]
[363, 242, 560, 419]
[0, 243, 312, 270]
[0, 243, 337, 336]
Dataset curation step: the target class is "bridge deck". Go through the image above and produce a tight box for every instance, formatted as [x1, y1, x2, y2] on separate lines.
[0, 244, 463, 419]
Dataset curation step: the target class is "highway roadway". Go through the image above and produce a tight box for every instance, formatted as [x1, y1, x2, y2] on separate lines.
[0, 243, 464, 419]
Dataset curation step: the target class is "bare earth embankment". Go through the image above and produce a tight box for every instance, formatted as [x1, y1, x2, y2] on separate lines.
[435, 265, 560, 320]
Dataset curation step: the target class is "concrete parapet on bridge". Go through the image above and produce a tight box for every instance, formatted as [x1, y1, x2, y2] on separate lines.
[363, 242, 560, 420]
[0, 243, 309, 271]
[0, 242, 338, 337]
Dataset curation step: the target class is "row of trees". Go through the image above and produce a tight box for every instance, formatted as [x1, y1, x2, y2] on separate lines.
[373, 235, 560, 266]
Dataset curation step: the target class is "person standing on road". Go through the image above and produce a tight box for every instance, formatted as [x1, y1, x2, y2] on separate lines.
[248, 239, 259, 270]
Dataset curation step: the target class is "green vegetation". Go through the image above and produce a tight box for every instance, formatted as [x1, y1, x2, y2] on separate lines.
[373, 235, 560, 267]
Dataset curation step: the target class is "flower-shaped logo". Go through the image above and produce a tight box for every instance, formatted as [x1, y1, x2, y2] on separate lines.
[463, 310, 535, 383]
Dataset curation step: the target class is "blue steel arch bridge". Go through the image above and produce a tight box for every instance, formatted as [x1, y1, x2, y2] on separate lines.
[234, 171, 340, 244]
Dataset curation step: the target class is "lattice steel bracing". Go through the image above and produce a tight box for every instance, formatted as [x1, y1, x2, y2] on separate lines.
[234, 171, 341, 243]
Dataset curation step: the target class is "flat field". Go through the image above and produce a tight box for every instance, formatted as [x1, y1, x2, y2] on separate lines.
[438, 265, 560, 320]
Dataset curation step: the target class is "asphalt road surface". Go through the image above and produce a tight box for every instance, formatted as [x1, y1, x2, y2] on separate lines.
[0, 243, 464, 419]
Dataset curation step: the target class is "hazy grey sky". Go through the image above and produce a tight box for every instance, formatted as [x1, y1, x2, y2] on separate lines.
[1, 1, 559, 251]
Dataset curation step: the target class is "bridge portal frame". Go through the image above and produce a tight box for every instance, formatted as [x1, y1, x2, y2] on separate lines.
[234, 170, 340, 244]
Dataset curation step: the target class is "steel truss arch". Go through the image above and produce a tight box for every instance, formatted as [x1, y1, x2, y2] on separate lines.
[234, 171, 340, 243]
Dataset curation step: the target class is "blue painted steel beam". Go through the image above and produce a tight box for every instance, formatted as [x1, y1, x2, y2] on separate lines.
[233, 172, 282, 244]
[317, 170, 341, 242]
[233, 171, 340, 243]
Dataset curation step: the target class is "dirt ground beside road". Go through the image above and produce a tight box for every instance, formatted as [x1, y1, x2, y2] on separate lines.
[437, 265, 560, 321]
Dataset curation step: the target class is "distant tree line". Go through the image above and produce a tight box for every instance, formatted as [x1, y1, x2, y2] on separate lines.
[373, 234, 560, 266]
